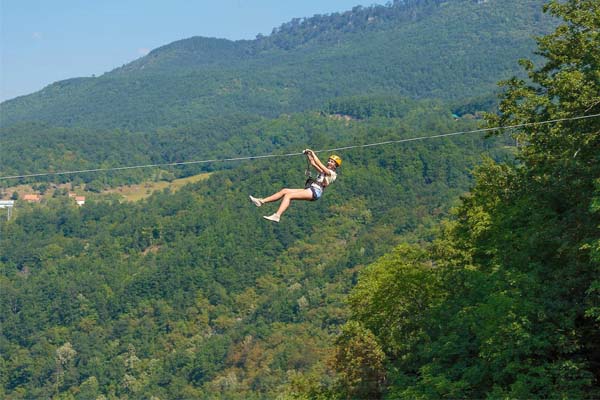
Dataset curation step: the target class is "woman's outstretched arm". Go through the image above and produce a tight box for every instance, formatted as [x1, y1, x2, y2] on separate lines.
[306, 149, 330, 175]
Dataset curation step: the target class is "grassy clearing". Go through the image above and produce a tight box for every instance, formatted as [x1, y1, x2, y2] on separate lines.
[1, 173, 212, 203]
[108, 173, 212, 202]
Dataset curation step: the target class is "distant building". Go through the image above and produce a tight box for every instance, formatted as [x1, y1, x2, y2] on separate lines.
[75, 196, 86, 206]
[0, 200, 15, 220]
[22, 194, 41, 203]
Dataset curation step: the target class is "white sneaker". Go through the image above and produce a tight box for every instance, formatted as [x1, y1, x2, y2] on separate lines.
[249, 195, 263, 207]
[263, 213, 280, 223]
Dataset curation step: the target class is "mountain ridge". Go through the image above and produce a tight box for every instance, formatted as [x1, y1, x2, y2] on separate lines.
[0, 0, 552, 129]
[0, 0, 553, 185]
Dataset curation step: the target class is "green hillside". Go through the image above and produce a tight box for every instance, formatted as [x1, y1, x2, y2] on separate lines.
[0, 109, 515, 398]
[0, 0, 553, 183]
[1, 0, 552, 131]
[2, 0, 598, 398]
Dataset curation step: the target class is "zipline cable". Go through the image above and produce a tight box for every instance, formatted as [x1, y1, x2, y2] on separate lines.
[1, 113, 598, 181]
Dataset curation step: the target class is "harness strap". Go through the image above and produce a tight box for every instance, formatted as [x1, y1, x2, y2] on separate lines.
[304, 154, 326, 189]
[305, 156, 314, 188]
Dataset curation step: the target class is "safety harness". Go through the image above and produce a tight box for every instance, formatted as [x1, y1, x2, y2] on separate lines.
[304, 157, 318, 189]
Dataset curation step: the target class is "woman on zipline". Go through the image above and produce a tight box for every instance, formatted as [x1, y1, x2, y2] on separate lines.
[249, 149, 342, 222]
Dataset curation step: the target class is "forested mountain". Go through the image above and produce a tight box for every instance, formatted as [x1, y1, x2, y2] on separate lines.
[0, 0, 553, 183]
[2, 0, 599, 399]
[0, 110, 515, 398]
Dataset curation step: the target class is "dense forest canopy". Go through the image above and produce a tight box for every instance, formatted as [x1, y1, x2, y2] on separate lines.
[325, 0, 600, 398]
[2, 0, 599, 399]
[0, 111, 514, 398]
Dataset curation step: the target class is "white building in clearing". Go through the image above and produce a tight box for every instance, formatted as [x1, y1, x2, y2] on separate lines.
[0, 200, 15, 220]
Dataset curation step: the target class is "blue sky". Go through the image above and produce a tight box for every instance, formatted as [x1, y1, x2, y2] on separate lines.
[1, 0, 385, 102]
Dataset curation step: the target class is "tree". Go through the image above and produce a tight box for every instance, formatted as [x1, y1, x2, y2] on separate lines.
[54, 343, 77, 395]
[330, 321, 386, 400]
[436, 0, 600, 396]
[488, 2, 600, 393]
[336, 1, 600, 398]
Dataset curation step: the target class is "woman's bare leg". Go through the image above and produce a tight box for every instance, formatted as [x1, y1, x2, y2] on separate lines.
[274, 188, 313, 216]
[262, 188, 306, 204]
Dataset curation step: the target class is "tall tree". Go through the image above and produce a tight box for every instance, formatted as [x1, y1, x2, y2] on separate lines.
[337, 1, 600, 398]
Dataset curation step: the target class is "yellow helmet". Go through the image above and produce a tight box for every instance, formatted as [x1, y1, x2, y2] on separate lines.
[329, 154, 342, 167]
